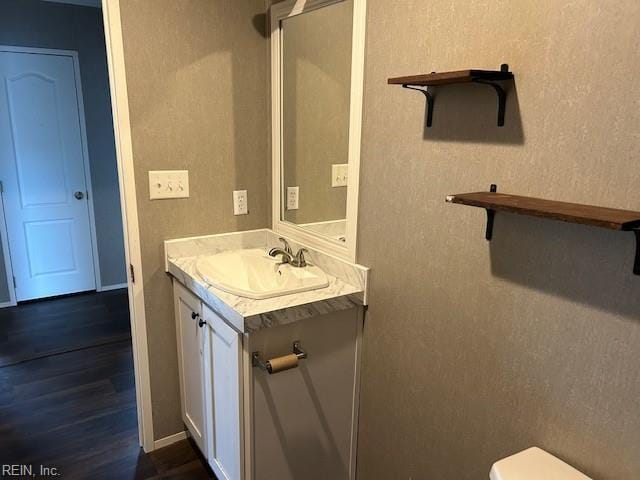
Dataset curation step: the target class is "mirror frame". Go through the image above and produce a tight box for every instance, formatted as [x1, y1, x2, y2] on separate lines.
[270, 0, 367, 262]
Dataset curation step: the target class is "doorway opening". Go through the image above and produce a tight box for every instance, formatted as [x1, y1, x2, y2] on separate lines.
[0, 0, 153, 475]
[0, 45, 126, 304]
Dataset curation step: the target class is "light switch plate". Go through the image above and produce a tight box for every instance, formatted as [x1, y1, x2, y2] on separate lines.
[287, 186, 299, 210]
[233, 190, 248, 215]
[149, 170, 189, 199]
[331, 164, 348, 187]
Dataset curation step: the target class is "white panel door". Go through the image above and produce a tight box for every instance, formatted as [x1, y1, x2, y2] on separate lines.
[174, 281, 207, 452]
[203, 305, 243, 480]
[0, 50, 95, 301]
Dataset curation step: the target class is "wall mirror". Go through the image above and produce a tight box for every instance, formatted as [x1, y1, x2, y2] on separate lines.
[271, 0, 366, 262]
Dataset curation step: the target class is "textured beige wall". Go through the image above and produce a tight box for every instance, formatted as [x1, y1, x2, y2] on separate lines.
[356, 1, 640, 479]
[282, 1, 352, 225]
[119, 0, 269, 439]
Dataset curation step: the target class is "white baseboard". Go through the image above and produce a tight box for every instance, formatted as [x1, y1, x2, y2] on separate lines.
[0, 300, 17, 309]
[153, 431, 188, 451]
[98, 282, 128, 292]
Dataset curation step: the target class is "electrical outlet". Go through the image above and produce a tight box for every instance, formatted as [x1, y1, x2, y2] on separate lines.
[149, 170, 189, 199]
[233, 190, 248, 215]
[331, 164, 348, 187]
[287, 186, 299, 210]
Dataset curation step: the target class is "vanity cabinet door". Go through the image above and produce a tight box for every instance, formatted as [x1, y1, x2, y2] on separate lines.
[203, 305, 243, 480]
[173, 281, 207, 452]
[250, 308, 361, 480]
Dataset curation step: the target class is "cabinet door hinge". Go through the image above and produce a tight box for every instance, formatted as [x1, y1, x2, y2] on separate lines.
[0, 181, 4, 193]
[12, 276, 16, 289]
[129, 264, 135, 284]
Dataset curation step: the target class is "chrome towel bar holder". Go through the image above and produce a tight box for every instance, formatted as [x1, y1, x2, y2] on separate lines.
[252, 341, 307, 375]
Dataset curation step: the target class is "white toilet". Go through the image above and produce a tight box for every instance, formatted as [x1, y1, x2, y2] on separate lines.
[490, 447, 592, 480]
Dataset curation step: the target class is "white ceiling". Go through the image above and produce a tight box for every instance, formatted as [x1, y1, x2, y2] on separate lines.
[40, 0, 102, 8]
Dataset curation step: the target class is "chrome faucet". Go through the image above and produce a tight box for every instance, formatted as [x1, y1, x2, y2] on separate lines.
[268, 238, 308, 267]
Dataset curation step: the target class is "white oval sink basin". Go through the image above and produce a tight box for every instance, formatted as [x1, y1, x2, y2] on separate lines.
[195, 248, 329, 300]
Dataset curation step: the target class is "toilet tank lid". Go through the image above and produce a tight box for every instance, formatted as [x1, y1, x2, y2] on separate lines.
[489, 447, 591, 480]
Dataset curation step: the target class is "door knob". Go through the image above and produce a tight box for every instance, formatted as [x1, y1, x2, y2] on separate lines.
[74, 191, 85, 200]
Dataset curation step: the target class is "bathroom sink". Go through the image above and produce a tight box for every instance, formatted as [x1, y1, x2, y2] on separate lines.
[195, 248, 329, 299]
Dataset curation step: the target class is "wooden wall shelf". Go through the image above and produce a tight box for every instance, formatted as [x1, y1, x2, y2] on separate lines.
[446, 185, 640, 275]
[388, 64, 513, 127]
[388, 69, 513, 87]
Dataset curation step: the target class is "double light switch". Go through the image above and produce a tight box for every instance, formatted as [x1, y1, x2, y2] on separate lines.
[331, 164, 348, 187]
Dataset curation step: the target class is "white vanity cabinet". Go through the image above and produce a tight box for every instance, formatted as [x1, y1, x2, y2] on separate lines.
[202, 304, 243, 480]
[172, 279, 363, 480]
[173, 281, 207, 452]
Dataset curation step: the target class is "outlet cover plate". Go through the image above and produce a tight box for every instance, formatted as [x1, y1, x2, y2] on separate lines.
[287, 186, 299, 210]
[233, 190, 248, 215]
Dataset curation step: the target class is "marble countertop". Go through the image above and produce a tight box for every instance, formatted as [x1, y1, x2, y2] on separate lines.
[168, 253, 363, 333]
[165, 229, 369, 333]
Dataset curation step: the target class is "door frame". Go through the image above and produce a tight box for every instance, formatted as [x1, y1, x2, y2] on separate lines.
[0, 45, 104, 299]
[101, 0, 155, 452]
[0, 188, 16, 308]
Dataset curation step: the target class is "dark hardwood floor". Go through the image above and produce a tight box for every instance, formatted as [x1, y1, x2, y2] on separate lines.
[0, 290, 214, 479]
[0, 289, 131, 367]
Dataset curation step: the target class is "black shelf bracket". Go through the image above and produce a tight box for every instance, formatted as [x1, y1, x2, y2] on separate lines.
[402, 84, 434, 127]
[485, 184, 497, 240]
[471, 63, 509, 127]
[634, 229, 640, 275]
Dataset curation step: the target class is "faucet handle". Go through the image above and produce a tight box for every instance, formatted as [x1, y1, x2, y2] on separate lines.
[279, 237, 293, 255]
[293, 248, 308, 267]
